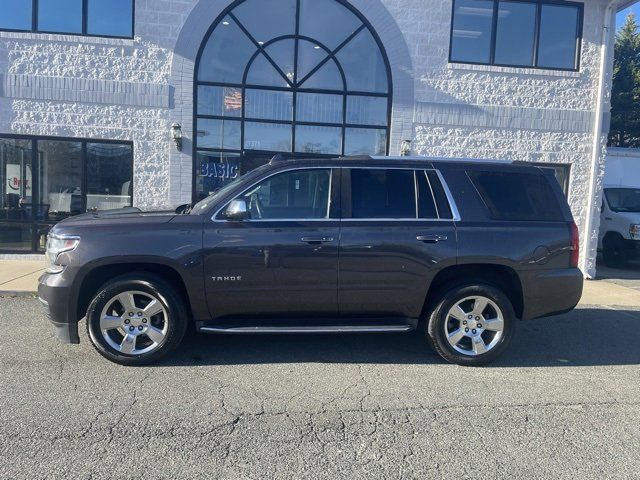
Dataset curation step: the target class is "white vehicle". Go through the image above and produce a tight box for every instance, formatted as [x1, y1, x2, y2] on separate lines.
[599, 186, 640, 268]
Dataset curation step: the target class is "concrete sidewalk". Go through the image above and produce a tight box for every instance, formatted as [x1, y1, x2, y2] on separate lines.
[0, 258, 638, 308]
[0, 259, 47, 294]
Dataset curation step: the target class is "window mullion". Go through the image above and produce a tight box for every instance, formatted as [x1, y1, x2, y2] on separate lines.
[533, 1, 541, 67]
[82, 0, 88, 34]
[32, 0, 38, 31]
[81, 142, 88, 213]
[489, 0, 499, 65]
[292, 0, 300, 153]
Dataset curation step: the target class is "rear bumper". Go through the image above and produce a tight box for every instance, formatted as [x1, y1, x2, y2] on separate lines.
[521, 268, 584, 321]
[38, 270, 79, 344]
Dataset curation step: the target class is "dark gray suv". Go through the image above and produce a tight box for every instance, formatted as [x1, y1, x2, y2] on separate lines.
[38, 156, 583, 366]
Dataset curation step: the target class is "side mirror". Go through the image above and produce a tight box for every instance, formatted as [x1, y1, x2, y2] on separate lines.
[175, 203, 190, 214]
[224, 199, 250, 220]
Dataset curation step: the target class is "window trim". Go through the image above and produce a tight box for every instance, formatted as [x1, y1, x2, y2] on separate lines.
[0, 0, 135, 39]
[448, 0, 584, 72]
[0, 134, 134, 253]
[210, 166, 461, 223]
[212, 166, 337, 222]
[342, 168, 460, 221]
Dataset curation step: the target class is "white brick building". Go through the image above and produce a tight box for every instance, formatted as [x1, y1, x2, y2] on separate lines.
[0, 0, 634, 277]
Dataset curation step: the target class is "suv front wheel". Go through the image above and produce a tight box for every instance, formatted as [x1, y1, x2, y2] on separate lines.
[426, 283, 515, 366]
[86, 274, 187, 366]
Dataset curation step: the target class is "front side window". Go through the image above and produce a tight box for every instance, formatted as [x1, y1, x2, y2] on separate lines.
[0, 0, 134, 37]
[235, 169, 331, 220]
[450, 0, 582, 70]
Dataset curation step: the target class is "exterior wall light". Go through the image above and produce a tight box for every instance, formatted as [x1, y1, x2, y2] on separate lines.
[400, 139, 412, 156]
[171, 123, 183, 151]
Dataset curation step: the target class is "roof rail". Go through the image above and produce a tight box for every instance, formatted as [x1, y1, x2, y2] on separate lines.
[269, 153, 288, 164]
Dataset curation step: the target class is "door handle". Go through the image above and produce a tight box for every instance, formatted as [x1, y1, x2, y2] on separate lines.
[417, 234, 447, 243]
[301, 237, 334, 244]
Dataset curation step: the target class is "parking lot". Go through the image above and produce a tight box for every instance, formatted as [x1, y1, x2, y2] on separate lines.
[1, 273, 640, 479]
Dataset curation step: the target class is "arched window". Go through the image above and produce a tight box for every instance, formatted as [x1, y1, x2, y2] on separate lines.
[194, 0, 392, 199]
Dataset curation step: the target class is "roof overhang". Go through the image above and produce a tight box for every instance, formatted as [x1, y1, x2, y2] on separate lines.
[616, 0, 638, 12]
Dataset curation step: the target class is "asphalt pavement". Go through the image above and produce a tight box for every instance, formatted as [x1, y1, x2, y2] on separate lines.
[1, 295, 640, 479]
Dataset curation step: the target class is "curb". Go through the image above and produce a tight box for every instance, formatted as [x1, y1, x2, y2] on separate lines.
[0, 291, 38, 298]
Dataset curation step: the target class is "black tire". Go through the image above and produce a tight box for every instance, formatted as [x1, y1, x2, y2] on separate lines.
[425, 283, 516, 366]
[86, 273, 188, 366]
[603, 234, 627, 268]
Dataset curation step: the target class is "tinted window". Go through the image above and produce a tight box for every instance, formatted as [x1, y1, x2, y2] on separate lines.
[468, 170, 563, 221]
[38, 0, 83, 33]
[416, 171, 438, 219]
[86, 143, 133, 211]
[87, 0, 133, 37]
[238, 169, 331, 220]
[349, 169, 415, 219]
[494, 1, 536, 66]
[0, 0, 32, 30]
[449, 0, 582, 71]
[450, 0, 494, 64]
[537, 4, 580, 69]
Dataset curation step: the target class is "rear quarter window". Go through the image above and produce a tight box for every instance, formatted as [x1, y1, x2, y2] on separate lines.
[467, 170, 564, 222]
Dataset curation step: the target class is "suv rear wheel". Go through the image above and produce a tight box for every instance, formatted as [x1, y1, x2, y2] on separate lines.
[426, 283, 515, 366]
[86, 274, 187, 366]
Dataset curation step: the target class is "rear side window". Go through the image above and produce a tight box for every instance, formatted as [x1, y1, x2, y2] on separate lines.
[350, 169, 416, 218]
[468, 171, 564, 221]
[427, 171, 454, 219]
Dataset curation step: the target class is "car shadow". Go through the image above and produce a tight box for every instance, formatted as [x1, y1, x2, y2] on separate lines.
[160, 307, 640, 368]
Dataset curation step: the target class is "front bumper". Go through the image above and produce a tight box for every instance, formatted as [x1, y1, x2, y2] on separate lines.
[521, 268, 584, 321]
[38, 271, 79, 344]
[624, 238, 640, 259]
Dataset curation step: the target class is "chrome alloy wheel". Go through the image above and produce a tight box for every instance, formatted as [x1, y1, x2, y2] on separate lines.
[99, 291, 169, 356]
[444, 296, 505, 356]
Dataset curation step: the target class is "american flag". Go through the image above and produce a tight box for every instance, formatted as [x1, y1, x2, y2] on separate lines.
[224, 90, 242, 112]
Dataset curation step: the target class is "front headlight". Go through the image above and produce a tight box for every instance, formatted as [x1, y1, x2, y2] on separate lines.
[631, 225, 640, 241]
[46, 234, 80, 273]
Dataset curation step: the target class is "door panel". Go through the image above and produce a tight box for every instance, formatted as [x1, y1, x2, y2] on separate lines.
[202, 167, 340, 321]
[338, 221, 457, 318]
[337, 167, 458, 319]
[203, 221, 339, 319]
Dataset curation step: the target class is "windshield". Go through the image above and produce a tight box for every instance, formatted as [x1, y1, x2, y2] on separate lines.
[605, 188, 640, 213]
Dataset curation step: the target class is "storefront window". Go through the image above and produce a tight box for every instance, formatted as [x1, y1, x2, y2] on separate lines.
[87, 143, 133, 211]
[0, 136, 133, 252]
[194, 0, 391, 201]
[38, 140, 83, 221]
[0, 0, 134, 38]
